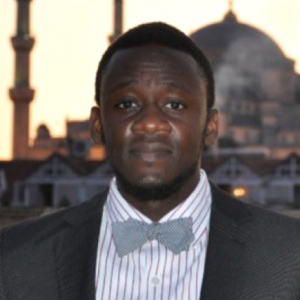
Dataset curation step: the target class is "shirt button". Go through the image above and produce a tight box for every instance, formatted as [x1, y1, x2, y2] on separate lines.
[151, 277, 160, 285]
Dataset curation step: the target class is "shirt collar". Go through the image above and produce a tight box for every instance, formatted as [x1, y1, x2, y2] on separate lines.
[106, 169, 211, 238]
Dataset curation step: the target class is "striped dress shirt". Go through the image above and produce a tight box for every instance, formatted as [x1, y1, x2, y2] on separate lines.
[95, 169, 212, 300]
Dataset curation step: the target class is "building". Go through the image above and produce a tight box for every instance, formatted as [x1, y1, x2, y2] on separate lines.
[0, 153, 112, 208]
[2, 152, 300, 211]
[190, 7, 300, 158]
[9, 1, 300, 161]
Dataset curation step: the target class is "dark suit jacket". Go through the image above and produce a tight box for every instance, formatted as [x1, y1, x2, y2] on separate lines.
[1, 184, 300, 300]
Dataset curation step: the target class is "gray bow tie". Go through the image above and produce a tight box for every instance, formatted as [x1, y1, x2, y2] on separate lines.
[111, 217, 195, 257]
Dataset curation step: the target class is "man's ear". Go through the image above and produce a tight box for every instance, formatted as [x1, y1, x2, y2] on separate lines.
[205, 108, 219, 146]
[90, 106, 103, 144]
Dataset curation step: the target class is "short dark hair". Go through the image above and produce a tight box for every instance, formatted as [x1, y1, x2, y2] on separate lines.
[95, 22, 215, 109]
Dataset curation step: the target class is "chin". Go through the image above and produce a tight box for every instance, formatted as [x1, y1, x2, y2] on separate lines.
[125, 172, 175, 192]
[112, 162, 199, 202]
[136, 172, 169, 185]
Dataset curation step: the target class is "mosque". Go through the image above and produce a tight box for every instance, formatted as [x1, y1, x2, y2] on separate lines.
[9, 0, 300, 161]
[191, 5, 300, 158]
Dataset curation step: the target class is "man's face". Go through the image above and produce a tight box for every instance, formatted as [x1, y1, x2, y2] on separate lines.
[91, 45, 218, 200]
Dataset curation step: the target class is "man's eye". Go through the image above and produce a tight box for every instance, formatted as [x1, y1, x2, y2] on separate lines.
[116, 100, 138, 109]
[165, 101, 186, 110]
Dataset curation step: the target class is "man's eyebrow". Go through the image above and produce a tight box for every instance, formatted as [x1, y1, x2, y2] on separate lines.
[158, 81, 193, 94]
[109, 79, 138, 93]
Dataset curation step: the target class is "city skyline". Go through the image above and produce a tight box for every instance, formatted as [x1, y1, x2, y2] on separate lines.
[0, 0, 300, 159]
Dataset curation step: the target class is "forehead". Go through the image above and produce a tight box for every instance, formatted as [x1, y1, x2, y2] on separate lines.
[101, 45, 205, 95]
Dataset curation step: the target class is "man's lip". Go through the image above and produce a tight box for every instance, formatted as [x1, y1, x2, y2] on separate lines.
[129, 143, 173, 161]
[130, 142, 172, 153]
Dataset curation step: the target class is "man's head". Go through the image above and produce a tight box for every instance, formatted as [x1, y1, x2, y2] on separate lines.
[90, 22, 218, 203]
[95, 22, 215, 110]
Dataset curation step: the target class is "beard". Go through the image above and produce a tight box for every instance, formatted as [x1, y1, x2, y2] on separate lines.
[110, 160, 199, 202]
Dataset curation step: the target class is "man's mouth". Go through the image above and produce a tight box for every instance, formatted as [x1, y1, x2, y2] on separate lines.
[129, 143, 173, 162]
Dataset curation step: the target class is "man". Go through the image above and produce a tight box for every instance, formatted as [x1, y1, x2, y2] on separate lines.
[1, 22, 300, 300]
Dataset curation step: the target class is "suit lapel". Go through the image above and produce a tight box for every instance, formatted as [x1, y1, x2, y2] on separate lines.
[53, 191, 107, 300]
[200, 184, 255, 300]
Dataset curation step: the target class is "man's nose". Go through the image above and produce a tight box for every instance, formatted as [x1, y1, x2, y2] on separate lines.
[131, 106, 172, 134]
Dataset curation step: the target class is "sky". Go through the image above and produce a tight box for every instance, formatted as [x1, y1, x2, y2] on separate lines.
[0, 0, 300, 160]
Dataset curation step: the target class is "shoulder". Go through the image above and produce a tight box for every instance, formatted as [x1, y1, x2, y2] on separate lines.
[210, 182, 300, 239]
[244, 199, 300, 242]
[0, 189, 107, 253]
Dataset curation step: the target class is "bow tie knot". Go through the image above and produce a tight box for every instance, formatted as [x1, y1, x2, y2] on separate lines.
[146, 223, 161, 240]
[111, 217, 195, 257]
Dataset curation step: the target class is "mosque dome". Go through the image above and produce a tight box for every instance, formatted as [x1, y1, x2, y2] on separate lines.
[190, 9, 291, 70]
[189, 8, 298, 135]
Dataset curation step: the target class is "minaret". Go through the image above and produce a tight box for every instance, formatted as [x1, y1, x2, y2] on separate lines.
[9, 0, 35, 159]
[109, 0, 123, 43]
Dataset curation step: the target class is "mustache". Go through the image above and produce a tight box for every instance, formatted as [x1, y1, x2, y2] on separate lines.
[125, 135, 175, 152]
[127, 133, 174, 144]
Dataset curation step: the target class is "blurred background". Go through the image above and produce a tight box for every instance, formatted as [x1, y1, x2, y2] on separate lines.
[1, 0, 300, 227]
